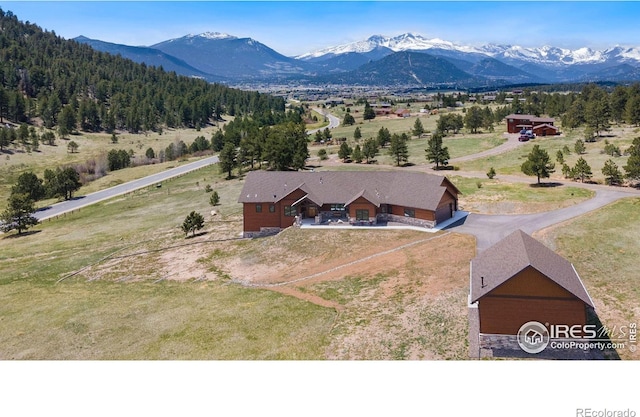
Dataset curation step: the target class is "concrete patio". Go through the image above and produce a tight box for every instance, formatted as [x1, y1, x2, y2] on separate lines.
[298, 210, 470, 233]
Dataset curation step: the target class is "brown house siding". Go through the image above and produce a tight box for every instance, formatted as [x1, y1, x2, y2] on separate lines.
[479, 297, 587, 335]
[278, 189, 306, 228]
[478, 266, 588, 335]
[389, 205, 435, 221]
[243, 203, 281, 233]
[348, 197, 377, 220]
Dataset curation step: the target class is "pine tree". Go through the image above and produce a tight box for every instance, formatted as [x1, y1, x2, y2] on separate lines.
[376, 127, 391, 148]
[602, 159, 623, 185]
[0, 193, 39, 235]
[362, 138, 379, 164]
[573, 157, 592, 183]
[412, 118, 425, 138]
[219, 142, 237, 179]
[343, 113, 355, 126]
[338, 142, 352, 162]
[388, 133, 409, 166]
[209, 191, 220, 206]
[363, 102, 375, 120]
[623, 137, 640, 181]
[425, 132, 450, 169]
[521, 145, 555, 184]
[352, 144, 363, 163]
[181, 211, 205, 237]
[353, 127, 362, 141]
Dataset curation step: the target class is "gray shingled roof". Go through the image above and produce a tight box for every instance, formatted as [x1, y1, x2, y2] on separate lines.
[506, 114, 555, 123]
[470, 230, 594, 307]
[238, 171, 459, 212]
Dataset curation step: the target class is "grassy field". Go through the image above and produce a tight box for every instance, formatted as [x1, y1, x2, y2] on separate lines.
[0, 165, 338, 359]
[0, 158, 479, 359]
[535, 197, 640, 360]
[0, 125, 226, 204]
[449, 176, 595, 214]
[458, 125, 639, 183]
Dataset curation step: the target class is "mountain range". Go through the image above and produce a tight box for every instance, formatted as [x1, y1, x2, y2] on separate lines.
[74, 32, 640, 87]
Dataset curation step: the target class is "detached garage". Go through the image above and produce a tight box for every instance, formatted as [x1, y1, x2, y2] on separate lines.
[469, 230, 594, 336]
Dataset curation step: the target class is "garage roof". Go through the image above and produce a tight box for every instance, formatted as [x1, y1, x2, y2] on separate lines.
[470, 230, 594, 307]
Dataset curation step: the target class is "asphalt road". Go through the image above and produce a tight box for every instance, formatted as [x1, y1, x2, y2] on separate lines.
[307, 108, 340, 135]
[34, 156, 219, 221]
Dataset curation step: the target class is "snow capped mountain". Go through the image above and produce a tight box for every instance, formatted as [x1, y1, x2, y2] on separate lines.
[186, 32, 237, 41]
[79, 29, 640, 85]
[298, 33, 640, 69]
[297, 33, 484, 59]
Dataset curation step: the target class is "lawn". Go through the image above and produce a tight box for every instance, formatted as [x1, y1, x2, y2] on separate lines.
[535, 197, 640, 360]
[449, 176, 595, 214]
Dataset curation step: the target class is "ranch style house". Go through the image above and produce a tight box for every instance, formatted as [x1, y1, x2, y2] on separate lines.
[238, 171, 460, 238]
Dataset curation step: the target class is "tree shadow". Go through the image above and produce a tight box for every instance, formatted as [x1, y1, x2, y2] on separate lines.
[185, 231, 208, 239]
[530, 182, 563, 188]
[2, 230, 42, 239]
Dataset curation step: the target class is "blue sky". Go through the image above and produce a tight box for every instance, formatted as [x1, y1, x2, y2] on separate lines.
[2, 1, 640, 56]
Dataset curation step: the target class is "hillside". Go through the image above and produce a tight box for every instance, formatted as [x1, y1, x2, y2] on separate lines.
[73, 36, 222, 82]
[151, 33, 311, 80]
[0, 9, 284, 133]
[325, 51, 478, 86]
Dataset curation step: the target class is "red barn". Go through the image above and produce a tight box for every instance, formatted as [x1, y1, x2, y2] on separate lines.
[506, 114, 556, 134]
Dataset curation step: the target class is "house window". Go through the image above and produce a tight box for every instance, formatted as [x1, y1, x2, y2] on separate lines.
[256, 204, 262, 213]
[404, 208, 415, 218]
[356, 209, 369, 221]
[284, 205, 296, 217]
[269, 204, 275, 213]
[330, 204, 345, 212]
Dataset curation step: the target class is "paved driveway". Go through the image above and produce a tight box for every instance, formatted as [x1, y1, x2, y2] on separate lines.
[450, 187, 634, 252]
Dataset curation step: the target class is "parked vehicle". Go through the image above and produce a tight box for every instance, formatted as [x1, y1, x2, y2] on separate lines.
[518, 135, 530, 142]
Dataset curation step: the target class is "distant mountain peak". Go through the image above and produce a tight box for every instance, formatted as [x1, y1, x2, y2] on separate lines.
[187, 32, 237, 40]
[297, 33, 486, 60]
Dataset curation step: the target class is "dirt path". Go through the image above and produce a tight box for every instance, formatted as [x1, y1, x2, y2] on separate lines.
[233, 232, 450, 289]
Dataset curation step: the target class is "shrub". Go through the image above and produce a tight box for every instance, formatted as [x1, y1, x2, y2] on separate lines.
[210, 191, 220, 206]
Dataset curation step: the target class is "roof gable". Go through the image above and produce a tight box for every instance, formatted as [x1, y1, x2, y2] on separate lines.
[470, 230, 594, 307]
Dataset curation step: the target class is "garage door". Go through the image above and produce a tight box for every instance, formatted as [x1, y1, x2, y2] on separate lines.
[435, 203, 452, 224]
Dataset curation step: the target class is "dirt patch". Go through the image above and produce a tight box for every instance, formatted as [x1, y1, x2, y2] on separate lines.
[75, 225, 477, 359]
